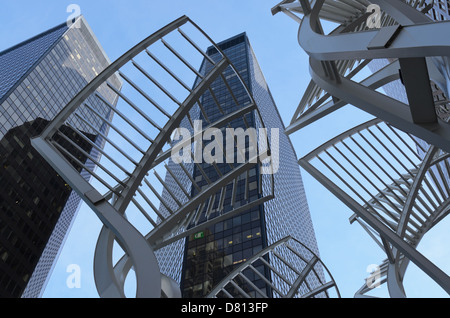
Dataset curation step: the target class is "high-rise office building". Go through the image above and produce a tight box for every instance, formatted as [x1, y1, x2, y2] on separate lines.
[0, 16, 120, 297]
[156, 33, 323, 298]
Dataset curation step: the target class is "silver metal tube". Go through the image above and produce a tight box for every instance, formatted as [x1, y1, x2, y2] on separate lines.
[177, 27, 217, 66]
[107, 81, 163, 131]
[118, 72, 171, 118]
[51, 140, 118, 195]
[131, 197, 158, 228]
[64, 121, 133, 177]
[144, 178, 174, 215]
[73, 112, 139, 166]
[55, 130, 128, 187]
[145, 49, 192, 92]
[83, 103, 146, 155]
[94, 94, 155, 142]
[161, 38, 204, 79]
[154, 169, 182, 207]
[137, 188, 166, 222]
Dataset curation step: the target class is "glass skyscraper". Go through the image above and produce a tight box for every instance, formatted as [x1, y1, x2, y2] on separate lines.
[156, 33, 324, 298]
[0, 16, 120, 298]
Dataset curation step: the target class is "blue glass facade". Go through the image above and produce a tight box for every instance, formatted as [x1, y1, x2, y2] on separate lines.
[0, 23, 68, 103]
[157, 33, 324, 298]
[0, 17, 119, 298]
[180, 34, 268, 298]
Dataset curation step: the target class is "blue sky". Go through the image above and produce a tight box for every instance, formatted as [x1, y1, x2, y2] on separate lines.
[1, 0, 449, 298]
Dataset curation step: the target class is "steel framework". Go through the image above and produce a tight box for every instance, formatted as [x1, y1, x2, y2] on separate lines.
[272, 0, 450, 297]
[207, 236, 340, 298]
[31, 16, 277, 298]
[29, 16, 333, 298]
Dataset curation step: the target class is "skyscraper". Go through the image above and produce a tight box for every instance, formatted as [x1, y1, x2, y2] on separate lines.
[156, 33, 323, 298]
[0, 16, 120, 298]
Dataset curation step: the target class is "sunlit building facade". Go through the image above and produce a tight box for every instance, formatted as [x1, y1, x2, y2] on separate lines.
[0, 16, 120, 297]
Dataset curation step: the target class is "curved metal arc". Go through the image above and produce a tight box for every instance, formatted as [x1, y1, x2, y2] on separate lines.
[308, 54, 450, 154]
[285, 255, 319, 298]
[112, 19, 259, 216]
[38, 15, 191, 141]
[94, 228, 126, 298]
[354, 149, 450, 244]
[93, 61, 256, 297]
[287, 56, 401, 135]
[299, 155, 450, 296]
[336, 143, 447, 297]
[208, 236, 292, 297]
[355, 257, 408, 298]
[95, 104, 275, 297]
[95, 228, 181, 298]
[93, 21, 275, 297]
[207, 236, 340, 298]
[388, 147, 450, 297]
[88, 16, 233, 298]
[386, 257, 407, 298]
[288, 0, 450, 298]
[396, 146, 439, 238]
[93, 200, 161, 298]
[300, 118, 382, 162]
[161, 274, 182, 298]
[30, 138, 161, 298]
[370, 0, 433, 25]
[300, 0, 450, 61]
[430, 196, 450, 229]
[112, 57, 230, 215]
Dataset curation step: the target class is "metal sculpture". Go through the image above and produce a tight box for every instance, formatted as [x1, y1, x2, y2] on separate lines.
[300, 119, 450, 297]
[207, 236, 340, 298]
[31, 16, 277, 298]
[274, 0, 450, 152]
[272, 0, 450, 297]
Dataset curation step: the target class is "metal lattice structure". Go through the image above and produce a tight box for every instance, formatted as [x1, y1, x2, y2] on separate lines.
[275, 0, 450, 151]
[300, 119, 450, 297]
[272, 0, 450, 297]
[207, 236, 340, 298]
[31, 16, 280, 298]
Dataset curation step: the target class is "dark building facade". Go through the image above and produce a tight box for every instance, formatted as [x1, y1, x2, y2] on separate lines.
[0, 119, 97, 297]
[180, 34, 269, 298]
[156, 33, 324, 298]
[0, 16, 120, 297]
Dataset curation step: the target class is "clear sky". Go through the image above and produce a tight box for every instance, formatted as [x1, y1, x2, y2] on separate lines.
[1, 0, 449, 298]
